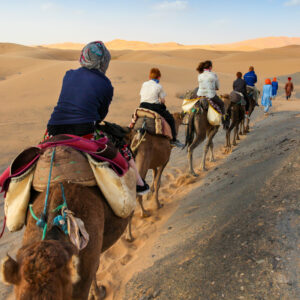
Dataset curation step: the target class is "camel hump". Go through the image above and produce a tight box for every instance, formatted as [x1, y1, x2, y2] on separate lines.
[131, 108, 172, 139]
[33, 145, 96, 192]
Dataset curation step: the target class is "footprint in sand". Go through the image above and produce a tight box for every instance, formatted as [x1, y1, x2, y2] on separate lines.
[165, 173, 175, 181]
[120, 254, 133, 266]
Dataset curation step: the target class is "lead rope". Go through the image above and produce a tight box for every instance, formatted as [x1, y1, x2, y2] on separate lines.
[29, 147, 56, 240]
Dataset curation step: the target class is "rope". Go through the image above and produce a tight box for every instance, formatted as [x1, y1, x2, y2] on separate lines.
[36, 147, 56, 240]
[29, 205, 39, 221]
[130, 131, 146, 153]
[52, 183, 68, 235]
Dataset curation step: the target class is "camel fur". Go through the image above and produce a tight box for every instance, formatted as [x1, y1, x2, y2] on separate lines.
[2, 183, 129, 300]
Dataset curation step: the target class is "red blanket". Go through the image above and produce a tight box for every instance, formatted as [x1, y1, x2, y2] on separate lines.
[0, 134, 128, 196]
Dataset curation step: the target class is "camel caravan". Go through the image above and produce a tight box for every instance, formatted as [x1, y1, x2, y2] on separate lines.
[0, 42, 259, 299]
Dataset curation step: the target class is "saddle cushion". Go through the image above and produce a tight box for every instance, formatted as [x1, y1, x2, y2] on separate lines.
[130, 108, 172, 139]
[5, 164, 36, 232]
[33, 146, 96, 192]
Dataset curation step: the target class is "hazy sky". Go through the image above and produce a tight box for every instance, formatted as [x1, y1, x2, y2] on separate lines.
[1, 0, 299, 45]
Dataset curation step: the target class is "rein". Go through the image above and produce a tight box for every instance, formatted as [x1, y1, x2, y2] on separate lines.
[29, 147, 69, 240]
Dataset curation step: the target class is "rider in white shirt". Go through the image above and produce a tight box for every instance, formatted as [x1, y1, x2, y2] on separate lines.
[139, 68, 184, 148]
[196, 60, 227, 124]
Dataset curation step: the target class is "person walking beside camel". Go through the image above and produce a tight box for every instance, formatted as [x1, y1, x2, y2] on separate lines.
[261, 78, 273, 115]
[139, 68, 184, 148]
[285, 77, 294, 100]
[272, 77, 278, 99]
[244, 66, 259, 106]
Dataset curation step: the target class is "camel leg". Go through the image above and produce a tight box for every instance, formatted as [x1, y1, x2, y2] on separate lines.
[242, 120, 246, 135]
[125, 211, 135, 242]
[209, 141, 215, 162]
[88, 276, 106, 300]
[245, 117, 250, 132]
[138, 195, 151, 218]
[188, 135, 203, 177]
[201, 127, 218, 171]
[146, 168, 157, 201]
[239, 119, 243, 135]
[233, 124, 239, 146]
[225, 128, 231, 151]
[153, 162, 168, 209]
[135, 156, 151, 218]
[236, 123, 240, 141]
[225, 122, 234, 153]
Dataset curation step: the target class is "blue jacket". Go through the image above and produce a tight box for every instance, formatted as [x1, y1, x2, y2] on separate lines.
[272, 81, 278, 96]
[244, 71, 257, 87]
[48, 67, 113, 125]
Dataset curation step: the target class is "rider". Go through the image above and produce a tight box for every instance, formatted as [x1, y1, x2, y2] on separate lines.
[243, 66, 259, 106]
[139, 68, 184, 148]
[196, 60, 227, 123]
[47, 41, 149, 195]
[232, 71, 249, 113]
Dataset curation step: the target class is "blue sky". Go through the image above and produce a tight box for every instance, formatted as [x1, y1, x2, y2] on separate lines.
[0, 0, 299, 45]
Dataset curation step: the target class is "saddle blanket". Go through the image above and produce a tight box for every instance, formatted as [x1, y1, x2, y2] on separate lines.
[129, 108, 172, 139]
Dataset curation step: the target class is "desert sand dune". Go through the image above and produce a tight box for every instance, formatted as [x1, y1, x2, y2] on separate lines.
[0, 42, 299, 299]
[44, 36, 300, 52]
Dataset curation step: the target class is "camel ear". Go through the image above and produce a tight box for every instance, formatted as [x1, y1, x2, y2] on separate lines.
[1, 255, 19, 285]
[69, 255, 80, 284]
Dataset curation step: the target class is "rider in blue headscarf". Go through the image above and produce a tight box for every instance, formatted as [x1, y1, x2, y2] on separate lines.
[47, 41, 149, 195]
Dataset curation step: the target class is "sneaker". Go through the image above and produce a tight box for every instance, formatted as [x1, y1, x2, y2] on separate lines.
[170, 139, 185, 148]
[137, 180, 150, 196]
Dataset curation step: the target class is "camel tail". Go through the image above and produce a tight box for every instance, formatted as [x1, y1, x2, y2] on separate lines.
[184, 112, 195, 149]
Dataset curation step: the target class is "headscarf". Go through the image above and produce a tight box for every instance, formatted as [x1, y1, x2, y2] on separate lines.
[265, 78, 271, 85]
[288, 77, 292, 81]
[272, 77, 277, 82]
[79, 41, 111, 74]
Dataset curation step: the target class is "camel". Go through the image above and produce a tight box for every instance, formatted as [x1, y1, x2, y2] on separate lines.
[125, 112, 183, 241]
[240, 89, 260, 134]
[1, 182, 129, 300]
[185, 101, 220, 177]
[222, 94, 245, 152]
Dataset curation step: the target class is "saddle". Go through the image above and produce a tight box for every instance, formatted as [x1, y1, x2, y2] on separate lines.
[129, 108, 172, 139]
[0, 134, 136, 232]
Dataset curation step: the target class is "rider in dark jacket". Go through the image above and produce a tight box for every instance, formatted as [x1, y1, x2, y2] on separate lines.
[233, 72, 249, 112]
[243, 66, 259, 106]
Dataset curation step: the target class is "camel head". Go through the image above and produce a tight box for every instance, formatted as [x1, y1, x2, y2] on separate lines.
[1, 239, 79, 300]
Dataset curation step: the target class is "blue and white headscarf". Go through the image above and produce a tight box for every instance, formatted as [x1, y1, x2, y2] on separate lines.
[79, 41, 111, 74]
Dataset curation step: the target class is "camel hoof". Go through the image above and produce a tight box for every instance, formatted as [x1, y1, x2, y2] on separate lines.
[190, 171, 199, 177]
[224, 147, 231, 154]
[157, 202, 164, 209]
[89, 284, 106, 300]
[142, 210, 151, 218]
[233, 142, 237, 146]
[99, 286, 106, 299]
[125, 235, 135, 243]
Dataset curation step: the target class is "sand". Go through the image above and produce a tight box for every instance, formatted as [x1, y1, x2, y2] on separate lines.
[44, 36, 300, 52]
[0, 42, 299, 299]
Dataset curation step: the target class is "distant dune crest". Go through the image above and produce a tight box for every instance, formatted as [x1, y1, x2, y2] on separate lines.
[42, 36, 300, 51]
